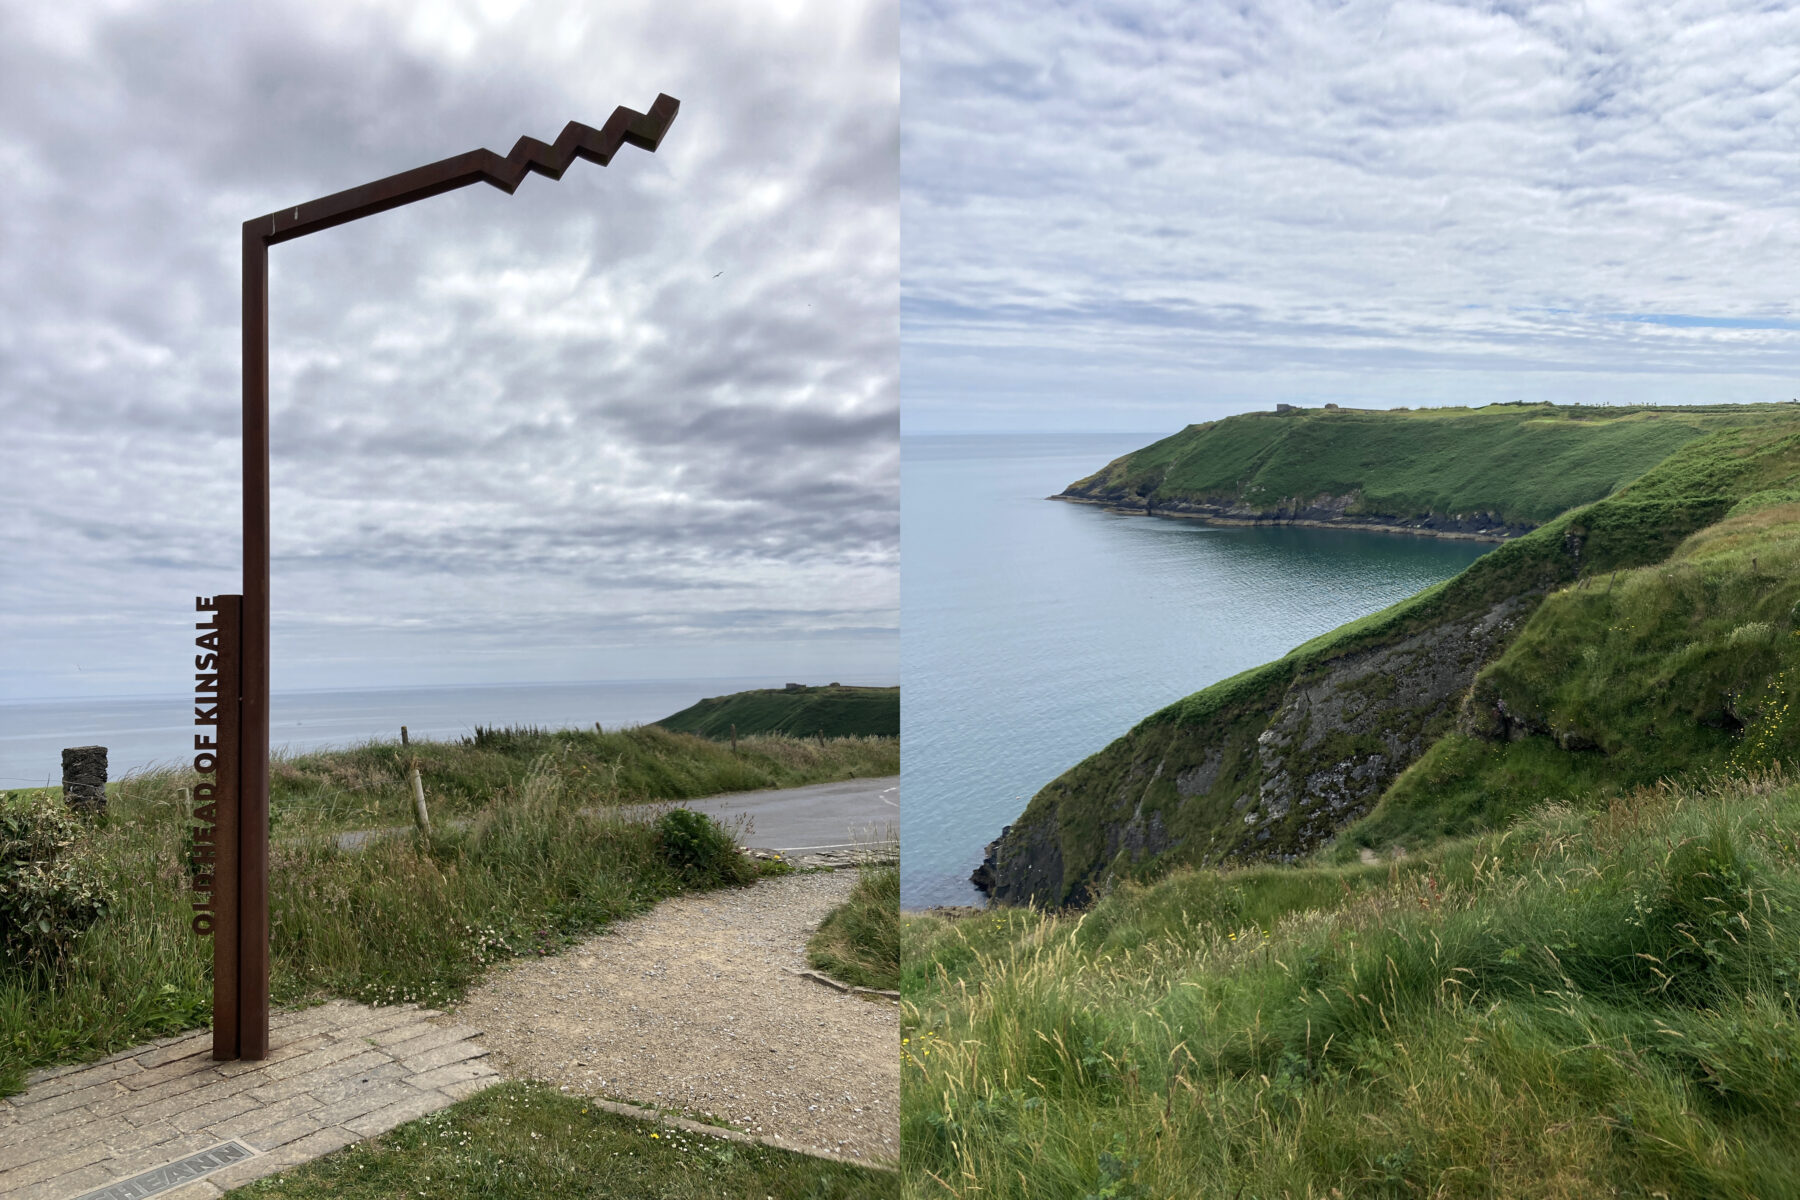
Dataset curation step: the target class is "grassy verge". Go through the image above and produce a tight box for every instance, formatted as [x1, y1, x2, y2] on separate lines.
[268, 724, 896, 836]
[230, 1081, 895, 1199]
[0, 751, 789, 1095]
[807, 865, 900, 991]
[7, 726, 897, 839]
[905, 770, 1800, 1198]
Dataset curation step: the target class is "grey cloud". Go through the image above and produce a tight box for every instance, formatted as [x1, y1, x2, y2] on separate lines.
[903, 0, 1800, 430]
[3, 0, 896, 700]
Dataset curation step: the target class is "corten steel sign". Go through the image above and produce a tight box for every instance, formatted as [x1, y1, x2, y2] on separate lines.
[193, 94, 680, 1061]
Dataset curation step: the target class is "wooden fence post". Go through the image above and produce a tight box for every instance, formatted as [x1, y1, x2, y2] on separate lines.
[409, 761, 430, 836]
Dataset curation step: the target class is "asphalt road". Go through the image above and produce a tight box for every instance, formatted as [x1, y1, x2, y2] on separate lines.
[644, 775, 899, 854]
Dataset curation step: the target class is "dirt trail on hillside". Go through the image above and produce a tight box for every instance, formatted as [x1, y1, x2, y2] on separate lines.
[452, 870, 898, 1163]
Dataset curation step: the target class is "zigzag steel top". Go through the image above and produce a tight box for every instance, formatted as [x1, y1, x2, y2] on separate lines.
[249, 93, 679, 246]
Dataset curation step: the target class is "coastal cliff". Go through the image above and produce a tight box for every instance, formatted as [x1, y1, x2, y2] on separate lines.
[1055, 402, 1751, 538]
[980, 410, 1800, 907]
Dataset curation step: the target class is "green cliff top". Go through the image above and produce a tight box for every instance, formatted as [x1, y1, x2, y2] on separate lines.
[1067, 402, 1800, 527]
[653, 683, 899, 739]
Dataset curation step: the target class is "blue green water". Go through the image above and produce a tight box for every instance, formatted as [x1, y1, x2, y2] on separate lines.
[900, 433, 1493, 908]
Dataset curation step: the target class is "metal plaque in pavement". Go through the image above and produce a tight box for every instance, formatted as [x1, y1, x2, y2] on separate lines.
[72, 1140, 255, 1200]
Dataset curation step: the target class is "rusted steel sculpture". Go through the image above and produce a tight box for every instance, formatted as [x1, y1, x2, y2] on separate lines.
[205, 94, 679, 1061]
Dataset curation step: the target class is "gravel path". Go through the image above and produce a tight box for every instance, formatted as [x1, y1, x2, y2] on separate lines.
[451, 871, 898, 1163]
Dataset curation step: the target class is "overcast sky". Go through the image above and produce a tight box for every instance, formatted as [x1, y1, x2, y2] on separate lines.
[903, 0, 1800, 432]
[2, 0, 897, 701]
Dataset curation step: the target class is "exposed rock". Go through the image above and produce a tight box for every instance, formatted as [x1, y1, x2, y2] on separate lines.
[979, 595, 1533, 905]
[979, 812, 1068, 905]
[1053, 490, 1534, 541]
[1175, 751, 1223, 798]
[1240, 598, 1530, 841]
[968, 832, 1002, 893]
[61, 745, 107, 815]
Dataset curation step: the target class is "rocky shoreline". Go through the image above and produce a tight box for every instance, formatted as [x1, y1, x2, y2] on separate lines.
[1049, 493, 1530, 543]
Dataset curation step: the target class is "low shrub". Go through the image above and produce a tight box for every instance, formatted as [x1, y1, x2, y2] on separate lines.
[0, 793, 113, 975]
[655, 808, 757, 887]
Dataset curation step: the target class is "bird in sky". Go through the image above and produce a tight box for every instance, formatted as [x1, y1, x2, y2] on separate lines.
[713, 270, 723, 278]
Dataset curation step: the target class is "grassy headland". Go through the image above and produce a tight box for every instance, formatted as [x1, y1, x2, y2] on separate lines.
[980, 411, 1800, 905]
[908, 772, 1800, 1198]
[1062, 402, 1797, 535]
[655, 683, 901, 739]
[0, 729, 867, 1094]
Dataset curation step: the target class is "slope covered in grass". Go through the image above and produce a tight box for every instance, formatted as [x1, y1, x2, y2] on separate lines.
[654, 684, 900, 739]
[1344, 495, 1800, 855]
[908, 772, 1800, 1199]
[1063, 402, 1789, 532]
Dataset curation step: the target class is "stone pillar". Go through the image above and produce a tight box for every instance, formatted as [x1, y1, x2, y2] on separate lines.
[62, 745, 108, 815]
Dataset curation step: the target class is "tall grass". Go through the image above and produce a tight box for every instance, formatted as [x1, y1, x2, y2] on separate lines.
[264, 724, 897, 835]
[904, 770, 1800, 1198]
[0, 749, 784, 1095]
[808, 865, 900, 992]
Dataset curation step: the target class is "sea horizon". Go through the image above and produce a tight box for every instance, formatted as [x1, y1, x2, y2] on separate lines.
[0, 675, 897, 788]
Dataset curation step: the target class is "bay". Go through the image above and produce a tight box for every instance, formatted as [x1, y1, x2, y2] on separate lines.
[0, 676, 811, 789]
[900, 432, 1492, 909]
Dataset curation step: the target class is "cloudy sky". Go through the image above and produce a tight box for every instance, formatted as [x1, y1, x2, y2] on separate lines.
[2, 0, 897, 701]
[903, 0, 1800, 432]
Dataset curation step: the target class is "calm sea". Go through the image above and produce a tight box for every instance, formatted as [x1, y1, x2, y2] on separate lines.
[0, 677, 813, 789]
[900, 433, 1493, 908]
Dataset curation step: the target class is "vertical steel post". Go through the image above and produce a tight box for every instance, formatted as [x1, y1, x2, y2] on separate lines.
[240, 227, 272, 1059]
[225, 94, 677, 1061]
[211, 595, 242, 1060]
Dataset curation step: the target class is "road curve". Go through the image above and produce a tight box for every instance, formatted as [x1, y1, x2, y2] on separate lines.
[637, 775, 899, 855]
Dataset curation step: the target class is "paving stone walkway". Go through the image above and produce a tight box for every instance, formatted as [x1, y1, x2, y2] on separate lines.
[0, 1000, 495, 1200]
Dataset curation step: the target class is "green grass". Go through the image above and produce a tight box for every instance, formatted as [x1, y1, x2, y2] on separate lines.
[1342, 496, 1800, 855]
[655, 685, 901, 739]
[904, 770, 1800, 1198]
[230, 1080, 895, 1198]
[1068, 402, 1796, 527]
[807, 865, 900, 991]
[262, 723, 896, 836]
[0, 749, 794, 1096]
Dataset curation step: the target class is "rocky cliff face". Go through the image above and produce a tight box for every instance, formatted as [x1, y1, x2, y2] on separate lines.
[974, 595, 1535, 906]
